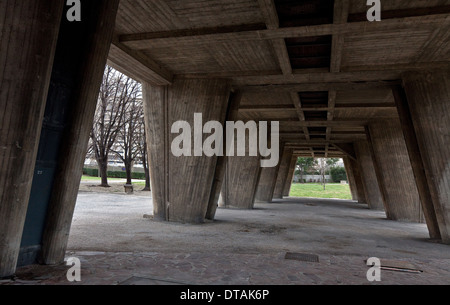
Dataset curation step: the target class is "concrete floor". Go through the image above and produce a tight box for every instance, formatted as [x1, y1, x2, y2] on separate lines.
[4, 191, 450, 285]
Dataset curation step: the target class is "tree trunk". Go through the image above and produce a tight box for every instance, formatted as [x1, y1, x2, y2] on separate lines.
[98, 159, 109, 187]
[125, 161, 133, 185]
[323, 172, 326, 190]
[142, 153, 151, 191]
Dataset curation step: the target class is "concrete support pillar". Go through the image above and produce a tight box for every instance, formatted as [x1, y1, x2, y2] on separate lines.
[254, 142, 283, 203]
[273, 147, 294, 199]
[368, 120, 423, 223]
[282, 155, 298, 197]
[343, 157, 358, 201]
[143, 78, 231, 223]
[40, 0, 120, 265]
[401, 71, 450, 243]
[351, 157, 367, 204]
[354, 141, 385, 210]
[221, 156, 262, 209]
[254, 164, 281, 203]
[0, 0, 63, 278]
[205, 92, 242, 219]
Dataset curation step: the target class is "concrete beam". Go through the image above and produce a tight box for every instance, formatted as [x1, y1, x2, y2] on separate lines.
[108, 39, 173, 86]
[120, 14, 449, 48]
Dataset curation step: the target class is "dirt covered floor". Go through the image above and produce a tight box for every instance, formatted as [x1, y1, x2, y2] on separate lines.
[4, 191, 450, 285]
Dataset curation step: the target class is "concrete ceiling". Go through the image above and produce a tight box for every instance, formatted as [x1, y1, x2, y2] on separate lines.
[108, 0, 450, 158]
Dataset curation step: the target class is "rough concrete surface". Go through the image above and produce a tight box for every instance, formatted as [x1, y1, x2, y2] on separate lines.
[3, 191, 450, 285]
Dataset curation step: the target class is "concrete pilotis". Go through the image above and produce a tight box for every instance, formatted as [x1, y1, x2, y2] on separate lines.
[0, 0, 63, 278]
[205, 92, 242, 219]
[255, 165, 281, 203]
[343, 157, 358, 202]
[273, 147, 294, 199]
[143, 78, 231, 223]
[354, 141, 384, 210]
[368, 120, 423, 223]
[402, 71, 450, 243]
[282, 155, 298, 197]
[221, 155, 262, 209]
[41, 0, 120, 265]
[349, 157, 366, 204]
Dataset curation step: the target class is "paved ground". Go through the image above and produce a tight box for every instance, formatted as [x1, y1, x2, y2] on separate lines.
[3, 192, 450, 285]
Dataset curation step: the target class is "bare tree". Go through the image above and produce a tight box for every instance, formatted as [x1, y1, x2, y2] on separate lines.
[90, 66, 139, 187]
[111, 92, 143, 186]
[136, 119, 151, 191]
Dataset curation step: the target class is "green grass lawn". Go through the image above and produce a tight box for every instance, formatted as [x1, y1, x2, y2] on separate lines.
[81, 175, 146, 185]
[289, 183, 352, 200]
[81, 177, 350, 198]
[132, 181, 146, 186]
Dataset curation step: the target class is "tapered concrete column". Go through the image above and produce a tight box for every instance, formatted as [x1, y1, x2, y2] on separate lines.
[254, 142, 283, 203]
[351, 157, 367, 204]
[344, 156, 366, 203]
[143, 78, 231, 223]
[343, 157, 358, 201]
[282, 155, 298, 197]
[221, 155, 262, 209]
[40, 0, 120, 265]
[354, 141, 384, 210]
[255, 167, 278, 203]
[273, 147, 294, 199]
[368, 120, 423, 223]
[0, 1, 63, 278]
[402, 71, 450, 243]
[205, 92, 242, 219]
[393, 85, 441, 240]
[255, 164, 281, 203]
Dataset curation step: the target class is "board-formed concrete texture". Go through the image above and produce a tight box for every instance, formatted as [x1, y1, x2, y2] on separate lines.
[0, 0, 449, 282]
